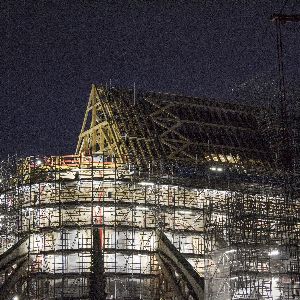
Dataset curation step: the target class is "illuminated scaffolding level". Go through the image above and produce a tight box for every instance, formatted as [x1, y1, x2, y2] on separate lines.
[0, 85, 299, 299]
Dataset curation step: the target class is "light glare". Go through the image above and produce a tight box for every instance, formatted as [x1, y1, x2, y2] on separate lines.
[210, 166, 223, 172]
[225, 249, 236, 254]
[136, 206, 149, 211]
[138, 181, 154, 186]
[269, 249, 279, 256]
[36, 160, 42, 166]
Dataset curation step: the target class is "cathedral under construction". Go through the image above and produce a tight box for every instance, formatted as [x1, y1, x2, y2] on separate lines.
[0, 84, 299, 300]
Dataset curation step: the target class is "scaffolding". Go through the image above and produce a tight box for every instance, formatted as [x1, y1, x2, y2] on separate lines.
[0, 85, 299, 299]
[0, 154, 207, 299]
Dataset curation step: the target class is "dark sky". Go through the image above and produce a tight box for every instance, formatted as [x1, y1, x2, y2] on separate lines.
[0, 0, 299, 159]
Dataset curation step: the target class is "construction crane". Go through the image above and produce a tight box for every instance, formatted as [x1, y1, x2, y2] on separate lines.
[270, 12, 299, 175]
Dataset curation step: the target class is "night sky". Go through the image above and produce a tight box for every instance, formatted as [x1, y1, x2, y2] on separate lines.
[0, 0, 299, 159]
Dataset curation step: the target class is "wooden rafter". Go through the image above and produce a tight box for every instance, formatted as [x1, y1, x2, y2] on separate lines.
[76, 85, 274, 169]
[76, 85, 129, 161]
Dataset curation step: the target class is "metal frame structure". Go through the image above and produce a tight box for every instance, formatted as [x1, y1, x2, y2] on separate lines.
[0, 85, 299, 299]
[0, 153, 206, 299]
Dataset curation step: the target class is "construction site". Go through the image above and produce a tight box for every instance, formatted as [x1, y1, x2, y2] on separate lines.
[0, 78, 298, 300]
[0, 11, 299, 299]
